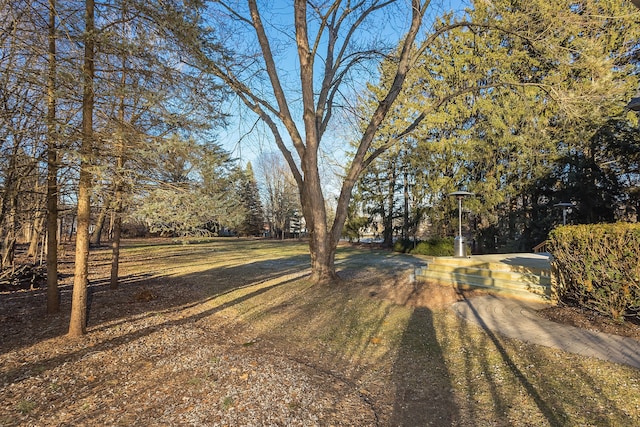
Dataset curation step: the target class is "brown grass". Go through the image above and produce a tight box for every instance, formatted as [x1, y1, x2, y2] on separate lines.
[0, 238, 638, 426]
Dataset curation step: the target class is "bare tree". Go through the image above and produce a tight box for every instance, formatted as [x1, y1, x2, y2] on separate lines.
[176, 0, 432, 282]
[46, 0, 60, 313]
[257, 152, 300, 240]
[68, 0, 95, 337]
[0, 0, 46, 269]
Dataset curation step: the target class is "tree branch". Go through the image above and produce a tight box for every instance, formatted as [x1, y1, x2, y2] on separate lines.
[361, 80, 558, 170]
[331, 0, 429, 244]
[248, 0, 306, 160]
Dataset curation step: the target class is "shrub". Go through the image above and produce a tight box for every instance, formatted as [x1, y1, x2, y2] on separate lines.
[548, 223, 640, 322]
[393, 237, 455, 256]
[393, 239, 411, 253]
[413, 237, 455, 256]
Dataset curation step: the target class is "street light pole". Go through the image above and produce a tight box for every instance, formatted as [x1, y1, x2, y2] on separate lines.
[448, 190, 474, 257]
[457, 196, 463, 239]
[553, 202, 573, 226]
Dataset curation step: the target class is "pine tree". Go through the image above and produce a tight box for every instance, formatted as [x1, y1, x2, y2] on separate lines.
[354, 0, 640, 251]
[237, 162, 265, 237]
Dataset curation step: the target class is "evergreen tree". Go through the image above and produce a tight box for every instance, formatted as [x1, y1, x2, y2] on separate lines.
[237, 162, 265, 237]
[129, 136, 243, 237]
[354, 0, 640, 252]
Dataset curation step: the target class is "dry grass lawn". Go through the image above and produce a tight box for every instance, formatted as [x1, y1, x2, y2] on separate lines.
[0, 238, 638, 426]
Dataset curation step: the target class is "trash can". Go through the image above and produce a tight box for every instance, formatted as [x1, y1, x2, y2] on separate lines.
[454, 236, 466, 258]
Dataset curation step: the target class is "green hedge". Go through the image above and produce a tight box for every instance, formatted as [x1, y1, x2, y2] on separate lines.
[548, 223, 640, 322]
[393, 237, 455, 257]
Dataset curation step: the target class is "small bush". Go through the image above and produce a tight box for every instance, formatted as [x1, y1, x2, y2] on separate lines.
[393, 239, 411, 253]
[17, 400, 36, 414]
[548, 223, 640, 321]
[393, 237, 455, 256]
[412, 237, 455, 256]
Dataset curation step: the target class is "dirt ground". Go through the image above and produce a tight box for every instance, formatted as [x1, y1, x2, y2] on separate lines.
[1, 242, 638, 426]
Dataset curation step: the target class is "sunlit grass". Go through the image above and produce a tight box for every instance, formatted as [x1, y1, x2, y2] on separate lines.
[82, 238, 640, 425]
[178, 242, 638, 426]
[88, 237, 311, 280]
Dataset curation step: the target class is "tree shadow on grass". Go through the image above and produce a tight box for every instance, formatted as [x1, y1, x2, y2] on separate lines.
[455, 295, 639, 425]
[390, 307, 459, 426]
[0, 253, 310, 356]
[455, 297, 567, 426]
[0, 272, 303, 385]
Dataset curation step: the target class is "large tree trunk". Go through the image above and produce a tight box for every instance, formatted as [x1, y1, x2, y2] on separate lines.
[46, 0, 60, 314]
[300, 156, 339, 283]
[90, 197, 110, 246]
[110, 200, 122, 289]
[27, 211, 44, 259]
[305, 206, 338, 283]
[308, 232, 337, 283]
[69, 0, 95, 337]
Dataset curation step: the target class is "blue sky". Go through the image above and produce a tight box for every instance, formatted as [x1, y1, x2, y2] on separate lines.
[215, 1, 473, 178]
